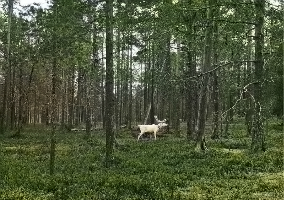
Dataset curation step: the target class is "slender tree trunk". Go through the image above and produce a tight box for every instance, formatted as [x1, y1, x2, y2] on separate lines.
[67, 67, 75, 130]
[173, 39, 181, 134]
[6, 0, 14, 131]
[0, 0, 13, 134]
[245, 27, 253, 136]
[251, 0, 265, 152]
[150, 44, 155, 125]
[101, 37, 105, 129]
[85, 76, 92, 137]
[61, 70, 66, 130]
[10, 64, 16, 130]
[143, 43, 149, 123]
[211, 16, 220, 139]
[211, 70, 220, 139]
[50, 57, 57, 175]
[75, 68, 83, 125]
[185, 8, 197, 140]
[128, 41, 133, 129]
[24, 57, 34, 125]
[195, 0, 215, 151]
[105, 0, 115, 167]
[49, 1, 59, 175]
[122, 36, 129, 125]
[34, 90, 37, 124]
[15, 66, 23, 136]
[91, 5, 100, 129]
[115, 30, 121, 130]
[119, 41, 125, 125]
[0, 80, 8, 134]
[86, 0, 99, 133]
[186, 50, 196, 140]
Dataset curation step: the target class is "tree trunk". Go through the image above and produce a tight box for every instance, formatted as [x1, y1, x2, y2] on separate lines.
[49, 1, 60, 175]
[245, 26, 253, 136]
[115, 30, 121, 130]
[143, 43, 149, 123]
[50, 57, 57, 175]
[91, 6, 100, 129]
[119, 52, 123, 127]
[61, 70, 67, 130]
[128, 40, 133, 129]
[15, 66, 23, 136]
[173, 39, 181, 134]
[185, 6, 197, 140]
[0, 0, 13, 134]
[101, 36, 105, 129]
[10, 65, 16, 130]
[195, 0, 215, 151]
[85, 76, 92, 137]
[122, 35, 129, 126]
[105, 0, 115, 167]
[150, 44, 155, 125]
[186, 50, 196, 140]
[251, 0, 265, 152]
[75, 67, 84, 126]
[211, 16, 220, 139]
[67, 67, 75, 130]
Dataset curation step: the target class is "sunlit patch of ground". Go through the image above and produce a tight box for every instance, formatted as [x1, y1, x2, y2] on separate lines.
[252, 172, 284, 199]
[219, 148, 246, 153]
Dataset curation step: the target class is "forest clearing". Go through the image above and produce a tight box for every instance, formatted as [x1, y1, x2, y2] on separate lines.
[0, 120, 283, 199]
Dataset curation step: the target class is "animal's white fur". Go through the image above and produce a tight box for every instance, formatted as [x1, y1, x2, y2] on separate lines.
[137, 123, 168, 141]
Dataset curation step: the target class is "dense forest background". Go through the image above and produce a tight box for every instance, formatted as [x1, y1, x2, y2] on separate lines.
[0, 0, 283, 199]
[0, 0, 282, 148]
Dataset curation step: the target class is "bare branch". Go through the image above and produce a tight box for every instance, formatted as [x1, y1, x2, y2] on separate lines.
[214, 19, 256, 25]
[197, 62, 232, 78]
[191, 60, 255, 80]
[221, 81, 260, 118]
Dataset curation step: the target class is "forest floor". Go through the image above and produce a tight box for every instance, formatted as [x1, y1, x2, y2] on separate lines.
[0, 120, 283, 199]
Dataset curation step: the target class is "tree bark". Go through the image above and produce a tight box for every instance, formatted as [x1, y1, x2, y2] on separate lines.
[186, 50, 196, 140]
[127, 38, 133, 129]
[245, 26, 253, 136]
[85, 76, 92, 137]
[150, 44, 155, 125]
[10, 64, 16, 130]
[61, 70, 67, 130]
[105, 0, 115, 167]
[67, 67, 75, 130]
[75, 67, 84, 125]
[251, 0, 265, 152]
[185, 3, 197, 140]
[49, 0, 60, 175]
[0, 0, 14, 134]
[211, 15, 220, 139]
[50, 56, 57, 175]
[101, 36, 105, 128]
[15, 66, 23, 136]
[195, 0, 215, 151]
[115, 30, 121, 130]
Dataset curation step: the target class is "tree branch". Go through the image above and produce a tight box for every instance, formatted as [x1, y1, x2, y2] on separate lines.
[221, 81, 260, 118]
[214, 19, 256, 25]
[191, 60, 256, 80]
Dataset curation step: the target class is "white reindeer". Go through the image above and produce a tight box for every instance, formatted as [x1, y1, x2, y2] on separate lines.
[137, 123, 168, 141]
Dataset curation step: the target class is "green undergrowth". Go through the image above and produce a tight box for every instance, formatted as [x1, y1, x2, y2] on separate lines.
[0, 123, 283, 199]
